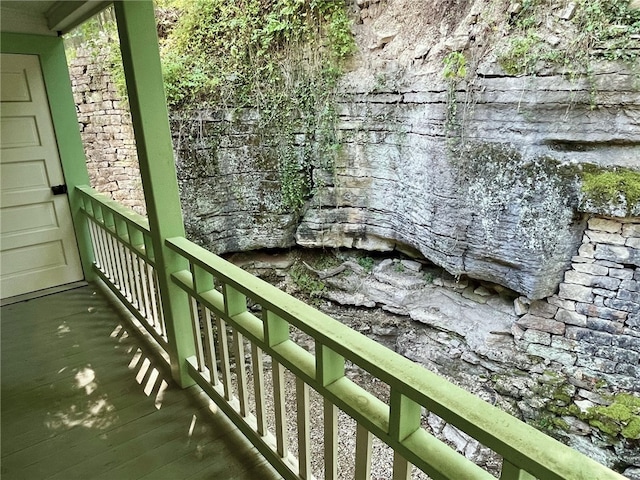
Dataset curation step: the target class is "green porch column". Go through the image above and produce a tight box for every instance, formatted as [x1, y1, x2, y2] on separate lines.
[113, 0, 195, 387]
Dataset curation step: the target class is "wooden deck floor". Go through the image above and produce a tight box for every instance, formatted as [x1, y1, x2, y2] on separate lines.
[1, 285, 281, 480]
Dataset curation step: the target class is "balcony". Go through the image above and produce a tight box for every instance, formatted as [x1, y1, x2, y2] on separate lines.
[0, 2, 629, 479]
[1, 285, 279, 480]
[26, 185, 616, 480]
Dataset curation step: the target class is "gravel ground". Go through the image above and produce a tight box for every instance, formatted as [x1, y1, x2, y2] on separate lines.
[218, 322, 500, 480]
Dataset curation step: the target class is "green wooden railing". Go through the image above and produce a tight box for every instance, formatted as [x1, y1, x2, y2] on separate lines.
[77, 186, 168, 351]
[78, 185, 624, 480]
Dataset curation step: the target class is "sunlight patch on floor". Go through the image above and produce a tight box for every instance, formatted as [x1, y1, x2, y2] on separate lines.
[75, 366, 97, 394]
[56, 322, 71, 336]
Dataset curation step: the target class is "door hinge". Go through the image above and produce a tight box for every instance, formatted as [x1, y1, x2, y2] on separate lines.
[51, 184, 68, 195]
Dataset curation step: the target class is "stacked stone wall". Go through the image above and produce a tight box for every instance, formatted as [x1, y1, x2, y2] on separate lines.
[509, 216, 639, 474]
[68, 48, 145, 215]
[513, 216, 640, 392]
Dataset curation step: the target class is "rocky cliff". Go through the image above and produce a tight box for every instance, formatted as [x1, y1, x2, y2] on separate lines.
[174, 0, 640, 299]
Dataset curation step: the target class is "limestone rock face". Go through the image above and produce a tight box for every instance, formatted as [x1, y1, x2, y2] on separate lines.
[295, 67, 639, 299]
[172, 112, 300, 253]
[172, 0, 640, 298]
[173, 66, 639, 298]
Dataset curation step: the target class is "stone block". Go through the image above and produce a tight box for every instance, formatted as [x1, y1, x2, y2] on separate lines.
[528, 300, 558, 319]
[609, 268, 634, 280]
[581, 343, 639, 363]
[594, 276, 622, 291]
[615, 334, 640, 352]
[592, 288, 616, 298]
[620, 279, 640, 292]
[547, 296, 576, 311]
[578, 243, 595, 258]
[523, 329, 552, 346]
[610, 347, 640, 364]
[514, 297, 529, 316]
[526, 344, 576, 366]
[572, 263, 609, 276]
[615, 363, 640, 377]
[566, 326, 612, 345]
[576, 389, 607, 405]
[563, 271, 621, 291]
[576, 303, 628, 322]
[559, 284, 594, 303]
[617, 289, 640, 304]
[585, 318, 624, 334]
[628, 238, 640, 249]
[622, 223, 640, 237]
[400, 259, 422, 272]
[588, 218, 622, 233]
[551, 336, 579, 351]
[604, 298, 640, 313]
[595, 244, 640, 267]
[596, 260, 623, 269]
[587, 231, 626, 245]
[462, 287, 488, 304]
[561, 416, 591, 435]
[511, 323, 525, 341]
[555, 309, 587, 327]
[516, 314, 565, 335]
[576, 354, 617, 374]
[574, 399, 595, 413]
[564, 270, 593, 287]
[571, 256, 593, 264]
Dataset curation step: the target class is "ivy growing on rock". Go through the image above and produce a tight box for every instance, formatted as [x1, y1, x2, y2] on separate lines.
[159, 0, 355, 213]
[499, 0, 640, 79]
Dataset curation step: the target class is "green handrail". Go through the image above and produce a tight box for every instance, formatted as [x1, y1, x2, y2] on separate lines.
[165, 235, 624, 480]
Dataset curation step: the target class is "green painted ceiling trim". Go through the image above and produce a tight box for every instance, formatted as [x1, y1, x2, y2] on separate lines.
[1, 32, 95, 281]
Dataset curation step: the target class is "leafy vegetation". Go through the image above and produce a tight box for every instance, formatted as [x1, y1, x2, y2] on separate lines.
[64, 7, 127, 100]
[290, 264, 326, 299]
[67, 1, 355, 214]
[499, 0, 640, 78]
[442, 51, 468, 80]
[587, 394, 640, 439]
[160, 0, 355, 212]
[160, 0, 354, 108]
[357, 256, 375, 273]
[442, 51, 468, 139]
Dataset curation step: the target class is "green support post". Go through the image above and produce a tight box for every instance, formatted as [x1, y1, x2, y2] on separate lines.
[113, 0, 195, 387]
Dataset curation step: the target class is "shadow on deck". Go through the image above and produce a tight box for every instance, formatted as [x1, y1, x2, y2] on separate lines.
[1, 284, 281, 480]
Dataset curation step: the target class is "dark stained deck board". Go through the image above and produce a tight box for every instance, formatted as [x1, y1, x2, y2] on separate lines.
[1, 285, 280, 480]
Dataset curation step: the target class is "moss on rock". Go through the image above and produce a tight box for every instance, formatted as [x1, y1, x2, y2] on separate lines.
[586, 394, 640, 439]
[581, 168, 640, 217]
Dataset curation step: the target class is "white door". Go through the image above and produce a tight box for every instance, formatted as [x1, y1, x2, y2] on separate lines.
[0, 53, 84, 299]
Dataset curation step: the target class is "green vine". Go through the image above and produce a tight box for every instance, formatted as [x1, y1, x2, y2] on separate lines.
[442, 51, 468, 140]
[160, 0, 355, 213]
[499, 0, 640, 83]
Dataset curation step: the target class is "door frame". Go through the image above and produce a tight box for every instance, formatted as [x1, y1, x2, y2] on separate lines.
[1, 33, 95, 282]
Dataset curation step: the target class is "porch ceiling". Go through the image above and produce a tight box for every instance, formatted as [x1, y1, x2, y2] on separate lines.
[0, 1, 111, 36]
